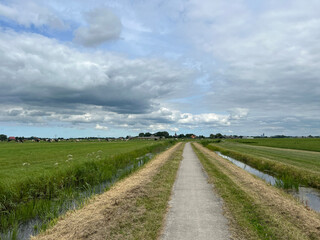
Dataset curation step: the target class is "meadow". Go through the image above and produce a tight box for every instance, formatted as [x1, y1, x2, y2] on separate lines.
[0, 140, 174, 237]
[0, 140, 158, 180]
[201, 139, 320, 189]
[231, 137, 320, 152]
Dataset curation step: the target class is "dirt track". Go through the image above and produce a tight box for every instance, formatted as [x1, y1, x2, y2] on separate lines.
[32, 143, 182, 240]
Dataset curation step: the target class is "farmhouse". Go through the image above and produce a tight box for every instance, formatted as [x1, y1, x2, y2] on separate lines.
[8, 136, 16, 141]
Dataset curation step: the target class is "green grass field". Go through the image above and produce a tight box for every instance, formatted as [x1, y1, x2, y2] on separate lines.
[216, 141, 320, 173]
[202, 139, 320, 189]
[232, 138, 320, 152]
[0, 140, 158, 181]
[0, 140, 174, 236]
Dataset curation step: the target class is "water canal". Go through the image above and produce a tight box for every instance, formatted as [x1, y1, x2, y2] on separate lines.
[216, 152, 320, 212]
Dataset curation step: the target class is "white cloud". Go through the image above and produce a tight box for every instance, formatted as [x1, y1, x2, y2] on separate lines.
[74, 8, 122, 47]
[95, 124, 108, 130]
[0, 1, 67, 30]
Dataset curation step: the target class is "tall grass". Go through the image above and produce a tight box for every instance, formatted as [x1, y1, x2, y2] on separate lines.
[0, 141, 174, 235]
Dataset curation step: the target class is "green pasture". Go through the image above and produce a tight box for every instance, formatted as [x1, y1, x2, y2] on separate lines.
[0, 140, 156, 181]
[0, 140, 174, 235]
[202, 140, 320, 188]
[215, 141, 320, 173]
[231, 138, 320, 152]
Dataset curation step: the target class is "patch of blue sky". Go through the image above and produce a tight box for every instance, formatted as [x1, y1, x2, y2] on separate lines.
[0, 124, 135, 138]
[0, 16, 74, 43]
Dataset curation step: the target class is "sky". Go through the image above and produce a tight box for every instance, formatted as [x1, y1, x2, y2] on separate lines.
[0, 0, 319, 138]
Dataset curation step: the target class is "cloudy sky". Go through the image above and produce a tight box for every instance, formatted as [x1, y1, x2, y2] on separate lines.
[0, 0, 319, 138]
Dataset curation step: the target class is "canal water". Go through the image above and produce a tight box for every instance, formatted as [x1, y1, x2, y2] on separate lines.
[1, 153, 154, 240]
[216, 152, 320, 212]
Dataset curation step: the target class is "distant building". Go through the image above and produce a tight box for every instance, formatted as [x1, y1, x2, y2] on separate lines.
[137, 135, 160, 140]
[243, 136, 254, 139]
[8, 136, 16, 141]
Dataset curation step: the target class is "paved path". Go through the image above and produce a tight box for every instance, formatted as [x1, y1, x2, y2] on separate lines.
[161, 143, 230, 240]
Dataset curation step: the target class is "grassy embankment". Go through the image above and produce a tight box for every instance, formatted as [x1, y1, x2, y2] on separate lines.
[0, 140, 174, 235]
[192, 143, 320, 240]
[201, 139, 320, 189]
[102, 143, 184, 239]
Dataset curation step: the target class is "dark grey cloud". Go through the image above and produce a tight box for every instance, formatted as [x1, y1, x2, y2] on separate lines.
[74, 8, 122, 47]
[0, 29, 216, 131]
[0, 30, 194, 117]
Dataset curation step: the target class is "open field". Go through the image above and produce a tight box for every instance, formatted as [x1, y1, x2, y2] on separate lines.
[192, 143, 320, 240]
[202, 140, 320, 188]
[33, 143, 183, 240]
[232, 138, 320, 152]
[0, 140, 174, 238]
[0, 141, 160, 180]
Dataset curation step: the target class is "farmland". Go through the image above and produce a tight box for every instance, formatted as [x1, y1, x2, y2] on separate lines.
[202, 139, 320, 189]
[0, 140, 162, 180]
[0, 140, 174, 238]
[231, 137, 320, 152]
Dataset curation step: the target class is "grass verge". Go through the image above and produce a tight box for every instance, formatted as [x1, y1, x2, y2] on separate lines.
[192, 144, 273, 239]
[102, 143, 184, 240]
[192, 143, 320, 240]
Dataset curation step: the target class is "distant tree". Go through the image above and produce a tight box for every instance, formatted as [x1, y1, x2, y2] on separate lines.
[215, 133, 223, 139]
[271, 135, 286, 138]
[155, 131, 170, 138]
[139, 133, 145, 137]
[0, 134, 7, 141]
[198, 135, 205, 139]
[185, 134, 194, 138]
[178, 134, 185, 138]
[209, 134, 215, 139]
[145, 132, 152, 137]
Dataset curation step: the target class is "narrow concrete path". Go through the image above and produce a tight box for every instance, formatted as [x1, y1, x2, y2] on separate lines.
[161, 143, 230, 240]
